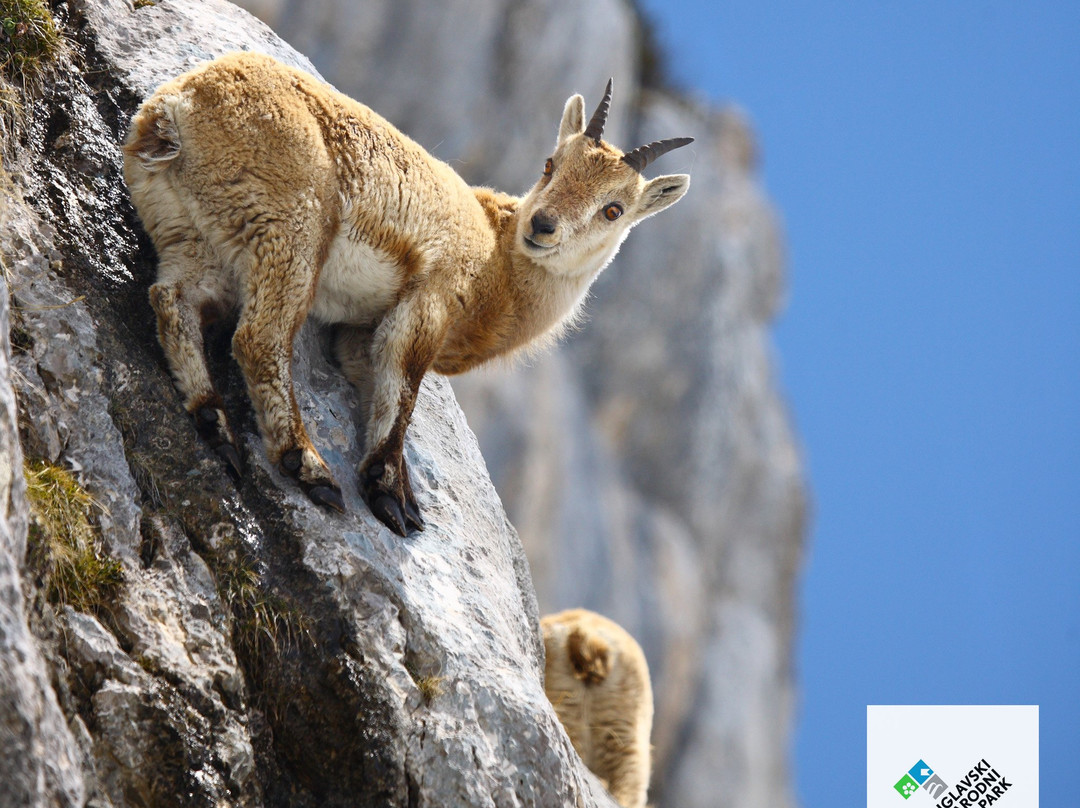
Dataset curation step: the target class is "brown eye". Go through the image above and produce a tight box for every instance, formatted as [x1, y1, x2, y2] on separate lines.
[543, 158, 554, 177]
[603, 203, 623, 221]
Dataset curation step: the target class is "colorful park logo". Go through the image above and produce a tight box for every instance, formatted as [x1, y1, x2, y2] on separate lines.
[894, 759, 949, 800]
[893, 758, 1013, 806]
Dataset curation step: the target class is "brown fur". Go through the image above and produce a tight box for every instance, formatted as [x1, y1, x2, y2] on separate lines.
[123, 52, 691, 531]
[542, 609, 653, 808]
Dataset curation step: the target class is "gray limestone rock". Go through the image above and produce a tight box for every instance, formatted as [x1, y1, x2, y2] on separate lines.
[0, 190, 87, 808]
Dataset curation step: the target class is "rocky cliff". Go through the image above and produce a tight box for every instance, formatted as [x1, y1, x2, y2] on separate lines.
[1, 0, 806, 806]
[1, 0, 622, 805]
[234, 2, 807, 807]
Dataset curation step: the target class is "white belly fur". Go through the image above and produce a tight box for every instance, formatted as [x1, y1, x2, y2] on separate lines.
[310, 233, 401, 325]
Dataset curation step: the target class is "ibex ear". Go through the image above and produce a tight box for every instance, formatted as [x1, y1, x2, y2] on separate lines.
[558, 94, 585, 144]
[638, 174, 690, 217]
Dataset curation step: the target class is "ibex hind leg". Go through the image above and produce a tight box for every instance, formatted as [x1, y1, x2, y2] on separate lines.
[149, 236, 242, 478]
[232, 240, 345, 513]
[334, 323, 377, 419]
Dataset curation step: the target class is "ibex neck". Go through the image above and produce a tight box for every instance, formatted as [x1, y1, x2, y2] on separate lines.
[436, 187, 597, 370]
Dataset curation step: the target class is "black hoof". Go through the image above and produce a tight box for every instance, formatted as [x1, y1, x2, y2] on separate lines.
[215, 443, 243, 480]
[403, 498, 424, 532]
[371, 494, 408, 537]
[306, 483, 346, 514]
[194, 406, 241, 479]
[195, 405, 220, 433]
[280, 448, 303, 476]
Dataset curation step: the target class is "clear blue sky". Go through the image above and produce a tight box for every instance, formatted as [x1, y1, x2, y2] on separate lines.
[637, 2, 1079, 805]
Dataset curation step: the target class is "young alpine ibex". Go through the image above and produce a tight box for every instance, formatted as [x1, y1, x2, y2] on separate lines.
[541, 609, 654, 808]
[123, 52, 692, 535]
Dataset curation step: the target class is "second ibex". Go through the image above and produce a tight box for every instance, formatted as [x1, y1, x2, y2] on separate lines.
[123, 52, 692, 536]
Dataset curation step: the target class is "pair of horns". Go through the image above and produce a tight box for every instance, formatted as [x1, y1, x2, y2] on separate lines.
[582, 78, 694, 173]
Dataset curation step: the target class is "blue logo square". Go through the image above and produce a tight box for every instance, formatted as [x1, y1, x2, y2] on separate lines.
[908, 760, 934, 785]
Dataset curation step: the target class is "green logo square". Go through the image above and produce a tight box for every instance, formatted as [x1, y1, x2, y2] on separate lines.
[894, 774, 919, 799]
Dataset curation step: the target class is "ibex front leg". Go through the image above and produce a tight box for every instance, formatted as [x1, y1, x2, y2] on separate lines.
[357, 291, 447, 536]
[231, 243, 345, 512]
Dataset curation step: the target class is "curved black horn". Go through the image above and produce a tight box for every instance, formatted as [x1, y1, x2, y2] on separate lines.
[622, 137, 694, 173]
[583, 78, 614, 143]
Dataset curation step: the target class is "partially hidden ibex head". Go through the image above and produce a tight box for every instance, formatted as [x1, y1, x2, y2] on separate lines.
[518, 78, 693, 275]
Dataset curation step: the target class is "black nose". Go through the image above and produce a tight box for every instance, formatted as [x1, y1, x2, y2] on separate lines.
[530, 211, 557, 236]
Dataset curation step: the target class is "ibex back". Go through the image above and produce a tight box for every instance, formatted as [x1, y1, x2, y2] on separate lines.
[123, 52, 692, 535]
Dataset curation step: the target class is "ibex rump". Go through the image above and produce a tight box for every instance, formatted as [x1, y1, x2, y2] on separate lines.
[542, 609, 654, 808]
[123, 52, 691, 535]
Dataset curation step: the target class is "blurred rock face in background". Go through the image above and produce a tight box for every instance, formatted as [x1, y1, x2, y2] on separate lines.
[234, 2, 808, 806]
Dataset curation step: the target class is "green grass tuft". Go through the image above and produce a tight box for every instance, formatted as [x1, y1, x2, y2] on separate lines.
[1, 0, 62, 147]
[215, 543, 312, 663]
[414, 673, 445, 702]
[24, 459, 124, 615]
[404, 658, 445, 703]
[0, 0, 60, 81]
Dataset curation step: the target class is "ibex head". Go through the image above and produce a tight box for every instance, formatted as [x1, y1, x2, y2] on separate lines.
[518, 79, 692, 275]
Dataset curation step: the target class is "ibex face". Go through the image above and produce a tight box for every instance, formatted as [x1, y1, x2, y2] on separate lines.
[518, 81, 692, 277]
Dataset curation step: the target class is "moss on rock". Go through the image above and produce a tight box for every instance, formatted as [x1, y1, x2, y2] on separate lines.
[24, 458, 124, 615]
